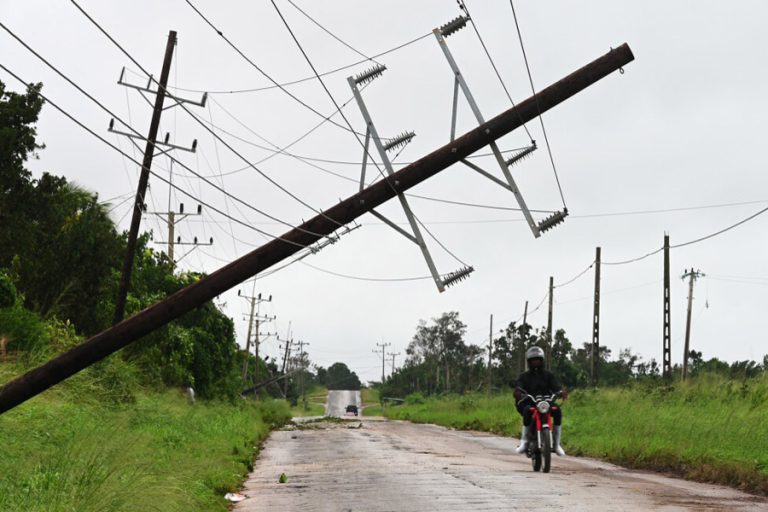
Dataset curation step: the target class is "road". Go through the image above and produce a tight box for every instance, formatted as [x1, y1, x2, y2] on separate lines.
[235, 397, 767, 511]
[324, 389, 361, 417]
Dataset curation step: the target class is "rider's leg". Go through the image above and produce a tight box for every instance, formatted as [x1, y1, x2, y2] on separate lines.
[552, 407, 565, 456]
[515, 401, 534, 454]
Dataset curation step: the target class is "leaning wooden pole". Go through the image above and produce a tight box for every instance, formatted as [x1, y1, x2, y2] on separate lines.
[0, 43, 634, 414]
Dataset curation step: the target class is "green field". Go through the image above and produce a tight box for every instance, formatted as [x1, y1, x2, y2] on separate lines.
[290, 385, 328, 417]
[0, 380, 291, 511]
[361, 387, 383, 416]
[383, 374, 768, 495]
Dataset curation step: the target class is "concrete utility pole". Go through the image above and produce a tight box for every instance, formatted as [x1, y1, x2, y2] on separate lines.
[238, 291, 273, 384]
[279, 321, 293, 397]
[387, 352, 400, 377]
[295, 340, 309, 404]
[519, 300, 528, 375]
[0, 43, 634, 414]
[663, 234, 672, 379]
[682, 268, 705, 381]
[113, 31, 176, 324]
[487, 314, 493, 394]
[148, 203, 211, 265]
[374, 342, 391, 383]
[546, 276, 554, 370]
[592, 247, 601, 386]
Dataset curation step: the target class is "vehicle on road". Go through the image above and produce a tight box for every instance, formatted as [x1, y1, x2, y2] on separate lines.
[345, 404, 358, 416]
[518, 389, 562, 473]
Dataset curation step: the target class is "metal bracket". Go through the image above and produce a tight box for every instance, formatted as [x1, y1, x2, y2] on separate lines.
[348, 68, 468, 293]
[434, 22, 542, 238]
[109, 119, 197, 154]
[118, 67, 207, 108]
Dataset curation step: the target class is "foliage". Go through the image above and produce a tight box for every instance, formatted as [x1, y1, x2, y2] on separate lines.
[321, 362, 362, 390]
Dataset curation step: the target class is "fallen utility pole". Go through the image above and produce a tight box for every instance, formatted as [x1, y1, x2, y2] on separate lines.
[0, 43, 634, 414]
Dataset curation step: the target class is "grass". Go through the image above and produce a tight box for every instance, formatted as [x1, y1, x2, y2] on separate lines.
[0, 362, 291, 511]
[383, 374, 768, 495]
[290, 385, 327, 417]
[361, 387, 383, 416]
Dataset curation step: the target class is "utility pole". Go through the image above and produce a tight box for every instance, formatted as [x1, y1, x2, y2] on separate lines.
[682, 268, 705, 381]
[295, 340, 309, 404]
[592, 247, 601, 386]
[519, 300, 528, 375]
[148, 203, 212, 265]
[0, 43, 634, 414]
[663, 234, 672, 379]
[387, 352, 401, 376]
[279, 321, 293, 397]
[374, 342, 391, 383]
[238, 291, 273, 384]
[487, 314, 493, 394]
[546, 276, 554, 370]
[112, 31, 176, 324]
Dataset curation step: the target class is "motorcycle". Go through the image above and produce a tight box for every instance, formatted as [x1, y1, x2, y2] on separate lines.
[516, 389, 562, 473]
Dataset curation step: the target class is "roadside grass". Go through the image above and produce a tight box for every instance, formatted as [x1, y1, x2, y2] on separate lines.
[290, 385, 327, 417]
[361, 387, 383, 416]
[0, 362, 291, 511]
[383, 374, 768, 495]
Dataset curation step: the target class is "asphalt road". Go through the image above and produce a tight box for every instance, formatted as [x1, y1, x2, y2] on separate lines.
[325, 389, 361, 417]
[234, 412, 768, 511]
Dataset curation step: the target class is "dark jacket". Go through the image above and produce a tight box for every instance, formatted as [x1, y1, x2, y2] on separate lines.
[515, 369, 562, 397]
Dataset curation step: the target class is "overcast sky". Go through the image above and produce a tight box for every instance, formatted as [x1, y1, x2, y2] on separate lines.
[3, 1, 767, 384]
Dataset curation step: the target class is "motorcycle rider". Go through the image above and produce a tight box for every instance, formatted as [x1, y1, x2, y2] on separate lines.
[514, 346, 568, 456]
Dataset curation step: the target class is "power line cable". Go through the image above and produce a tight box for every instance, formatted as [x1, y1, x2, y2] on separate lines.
[508, 0, 567, 208]
[66, 1, 345, 230]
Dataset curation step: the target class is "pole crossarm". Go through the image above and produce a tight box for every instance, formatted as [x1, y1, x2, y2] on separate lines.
[0, 43, 635, 414]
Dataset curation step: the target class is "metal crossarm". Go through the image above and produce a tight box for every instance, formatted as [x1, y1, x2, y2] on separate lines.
[434, 24, 542, 238]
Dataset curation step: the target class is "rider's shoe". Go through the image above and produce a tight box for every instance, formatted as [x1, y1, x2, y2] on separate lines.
[553, 425, 566, 456]
[515, 425, 530, 454]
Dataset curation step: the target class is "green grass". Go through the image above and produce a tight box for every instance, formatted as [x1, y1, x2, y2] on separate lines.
[0, 364, 291, 511]
[361, 387, 383, 416]
[383, 375, 768, 495]
[290, 385, 327, 417]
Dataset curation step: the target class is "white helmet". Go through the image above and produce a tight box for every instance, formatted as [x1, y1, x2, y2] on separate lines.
[526, 346, 545, 362]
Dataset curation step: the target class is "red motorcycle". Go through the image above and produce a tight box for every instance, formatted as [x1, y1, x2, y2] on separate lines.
[517, 389, 562, 473]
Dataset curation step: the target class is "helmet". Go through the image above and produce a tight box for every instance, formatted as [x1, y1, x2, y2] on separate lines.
[525, 346, 545, 362]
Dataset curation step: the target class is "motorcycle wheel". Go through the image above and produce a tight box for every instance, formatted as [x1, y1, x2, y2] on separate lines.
[542, 429, 552, 473]
[532, 448, 542, 472]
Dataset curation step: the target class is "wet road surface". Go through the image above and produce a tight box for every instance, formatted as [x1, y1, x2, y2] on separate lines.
[325, 389, 361, 417]
[234, 414, 767, 511]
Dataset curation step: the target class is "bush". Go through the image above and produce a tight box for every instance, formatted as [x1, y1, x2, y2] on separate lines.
[405, 392, 426, 405]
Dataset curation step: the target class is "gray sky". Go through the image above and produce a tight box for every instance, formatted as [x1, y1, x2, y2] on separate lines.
[3, 1, 767, 383]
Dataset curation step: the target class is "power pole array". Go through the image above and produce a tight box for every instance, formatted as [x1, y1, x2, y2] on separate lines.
[662, 234, 672, 379]
[591, 247, 601, 386]
[0, 43, 634, 414]
[238, 290, 273, 384]
[374, 342, 391, 383]
[681, 268, 705, 381]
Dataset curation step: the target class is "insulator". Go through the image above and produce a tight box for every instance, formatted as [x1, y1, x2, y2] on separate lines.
[191, 139, 198, 152]
[538, 208, 569, 233]
[194, 237, 198, 244]
[439, 16, 469, 37]
[179, 203, 185, 214]
[209, 237, 213, 245]
[200, 92, 208, 107]
[442, 266, 475, 288]
[353, 64, 387, 85]
[505, 143, 537, 168]
[108, 118, 115, 131]
[383, 131, 415, 152]
[164, 132, 170, 144]
[176, 236, 181, 243]
[196, 204, 202, 214]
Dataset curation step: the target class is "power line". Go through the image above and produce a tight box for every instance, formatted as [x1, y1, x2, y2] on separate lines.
[0, 62, 311, 251]
[67, 1, 345, 230]
[554, 261, 595, 288]
[168, 32, 431, 95]
[299, 261, 432, 283]
[508, 0, 567, 208]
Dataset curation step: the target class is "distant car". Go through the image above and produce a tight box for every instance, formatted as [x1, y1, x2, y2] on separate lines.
[345, 404, 358, 416]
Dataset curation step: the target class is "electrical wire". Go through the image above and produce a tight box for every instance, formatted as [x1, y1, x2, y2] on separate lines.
[0, 62, 312, 251]
[66, 1, 345, 230]
[299, 261, 432, 282]
[508, 0, 567, 208]
[553, 261, 595, 288]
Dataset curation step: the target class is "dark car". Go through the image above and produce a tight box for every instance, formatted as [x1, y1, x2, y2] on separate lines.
[345, 404, 358, 416]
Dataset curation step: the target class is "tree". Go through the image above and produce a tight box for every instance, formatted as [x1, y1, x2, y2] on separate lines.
[324, 362, 361, 390]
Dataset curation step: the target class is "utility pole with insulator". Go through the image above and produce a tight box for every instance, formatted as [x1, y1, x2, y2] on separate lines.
[682, 268, 705, 381]
[0, 43, 634, 415]
[487, 314, 493, 394]
[663, 234, 672, 379]
[592, 247, 601, 386]
[110, 31, 205, 324]
[148, 202, 211, 265]
[387, 351, 401, 377]
[374, 342, 391, 383]
[238, 290, 273, 385]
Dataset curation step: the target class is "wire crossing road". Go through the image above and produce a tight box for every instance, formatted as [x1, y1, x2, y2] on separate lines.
[234, 414, 767, 511]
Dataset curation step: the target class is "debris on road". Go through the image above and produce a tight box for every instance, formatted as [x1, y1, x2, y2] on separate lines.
[224, 492, 247, 502]
[278, 472, 288, 484]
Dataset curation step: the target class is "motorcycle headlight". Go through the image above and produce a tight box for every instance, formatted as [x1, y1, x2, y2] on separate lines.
[536, 401, 550, 414]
